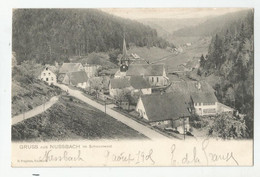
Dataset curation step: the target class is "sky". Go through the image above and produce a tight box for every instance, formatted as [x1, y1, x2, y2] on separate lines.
[100, 8, 248, 19]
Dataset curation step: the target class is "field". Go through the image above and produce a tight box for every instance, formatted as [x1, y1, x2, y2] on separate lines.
[127, 37, 211, 73]
[164, 37, 211, 72]
[128, 46, 172, 63]
[12, 95, 147, 141]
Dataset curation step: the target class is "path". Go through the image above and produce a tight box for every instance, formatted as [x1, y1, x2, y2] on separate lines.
[12, 96, 59, 125]
[150, 53, 177, 64]
[55, 83, 170, 140]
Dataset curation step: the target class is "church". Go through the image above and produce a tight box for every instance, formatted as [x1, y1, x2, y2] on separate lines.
[114, 37, 169, 87]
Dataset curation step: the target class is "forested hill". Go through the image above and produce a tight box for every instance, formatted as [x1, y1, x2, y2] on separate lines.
[173, 10, 251, 37]
[199, 10, 254, 137]
[13, 9, 173, 64]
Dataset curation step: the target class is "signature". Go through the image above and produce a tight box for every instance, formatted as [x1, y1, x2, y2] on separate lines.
[38, 150, 84, 162]
[171, 138, 239, 166]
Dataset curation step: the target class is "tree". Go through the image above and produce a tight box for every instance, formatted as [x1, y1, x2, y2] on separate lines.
[210, 113, 247, 139]
[88, 77, 103, 98]
[199, 54, 206, 68]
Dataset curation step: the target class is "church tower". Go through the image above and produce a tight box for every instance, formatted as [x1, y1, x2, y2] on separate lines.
[120, 35, 129, 72]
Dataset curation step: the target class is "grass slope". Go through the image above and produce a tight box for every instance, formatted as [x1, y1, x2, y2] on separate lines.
[12, 96, 147, 141]
[12, 80, 61, 116]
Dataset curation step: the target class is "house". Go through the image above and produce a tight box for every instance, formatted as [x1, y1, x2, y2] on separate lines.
[59, 63, 84, 74]
[109, 76, 152, 97]
[62, 71, 89, 89]
[109, 78, 132, 98]
[190, 92, 218, 116]
[136, 93, 191, 134]
[84, 64, 101, 78]
[125, 64, 169, 87]
[40, 66, 57, 85]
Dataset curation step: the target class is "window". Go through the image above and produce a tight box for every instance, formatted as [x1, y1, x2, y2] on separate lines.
[51, 77, 53, 81]
[199, 103, 201, 106]
[43, 73, 46, 76]
[152, 77, 154, 82]
[48, 73, 50, 76]
[46, 78, 48, 81]
[157, 77, 159, 82]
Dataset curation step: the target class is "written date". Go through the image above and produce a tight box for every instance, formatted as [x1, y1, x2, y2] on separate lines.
[104, 149, 155, 165]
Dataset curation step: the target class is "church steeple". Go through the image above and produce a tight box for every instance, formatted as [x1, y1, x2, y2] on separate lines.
[120, 34, 129, 72]
[122, 34, 127, 58]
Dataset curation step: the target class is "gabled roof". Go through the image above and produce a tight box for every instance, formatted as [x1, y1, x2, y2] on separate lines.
[110, 76, 151, 90]
[59, 63, 83, 74]
[130, 76, 151, 89]
[140, 93, 190, 122]
[126, 64, 164, 76]
[110, 78, 131, 89]
[67, 71, 88, 85]
[191, 92, 218, 103]
[43, 65, 57, 74]
[167, 81, 215, 94]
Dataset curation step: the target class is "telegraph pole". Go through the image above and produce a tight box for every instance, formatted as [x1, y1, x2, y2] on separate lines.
[104, 96, 107, 115]
[183, 115, 185, 140]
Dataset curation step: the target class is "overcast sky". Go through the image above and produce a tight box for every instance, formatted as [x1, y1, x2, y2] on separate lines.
[100, 8, 248, 19]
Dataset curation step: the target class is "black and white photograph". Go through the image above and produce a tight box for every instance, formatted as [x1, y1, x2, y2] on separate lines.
[9, 7, 254, 167]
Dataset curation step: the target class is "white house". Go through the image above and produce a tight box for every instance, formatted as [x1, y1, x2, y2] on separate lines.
[40, 66, 57, 85]
[191, 92, 218, 116]
[136, 93, 190, 134]
[62, 71, 89, 89]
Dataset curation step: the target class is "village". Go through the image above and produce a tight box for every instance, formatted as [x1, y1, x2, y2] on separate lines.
[35, 37, 235, 140]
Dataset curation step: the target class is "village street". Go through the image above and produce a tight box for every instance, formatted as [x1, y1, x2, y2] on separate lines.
[54, 83, 171, 140]
[12, 96, 59, 125]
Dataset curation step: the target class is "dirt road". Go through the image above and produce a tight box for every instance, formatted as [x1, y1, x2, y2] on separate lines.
[12, 96, 59, 125]
[55, 83, 170, 140]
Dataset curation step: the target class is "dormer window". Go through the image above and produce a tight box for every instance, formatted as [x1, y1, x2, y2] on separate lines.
[46, 67, 48, 71]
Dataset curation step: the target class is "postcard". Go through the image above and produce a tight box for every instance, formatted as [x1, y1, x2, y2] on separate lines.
[11, 8, 254, 167]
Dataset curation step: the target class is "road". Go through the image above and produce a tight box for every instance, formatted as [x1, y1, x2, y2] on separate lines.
[55, 83, 170, 140]
[12, 96, 59, 125]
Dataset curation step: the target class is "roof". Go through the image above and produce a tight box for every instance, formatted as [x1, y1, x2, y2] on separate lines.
[130, 76, 151, 89]
[191, 92, 218, 103]
[140, 93, 190, 122]
[126, 64, 164, 76]
[110, 78, 131, 89]
[59, 63, 83, 74]
[67, 71, 89, 85]
[167, 81, 215, 94]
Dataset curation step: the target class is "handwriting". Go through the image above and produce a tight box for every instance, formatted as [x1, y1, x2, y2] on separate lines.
[202, 138, 239, 165]
[38, 150, 84, 162]
[105, 149, 155, 165]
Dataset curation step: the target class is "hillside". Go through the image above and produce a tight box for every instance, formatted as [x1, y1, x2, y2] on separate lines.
[13, 9, 172, 65]
[199, 10, 254, 138]
[172, 10, 251, 37]
[12, 95, 147, 141]
[138, 18, 207, 36]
